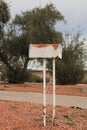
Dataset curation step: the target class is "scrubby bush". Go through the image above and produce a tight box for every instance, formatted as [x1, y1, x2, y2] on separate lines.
[30, 74, 43, 83]
[56, 33, 86, 85]
[7, 67, 32, 84]
[81, 70, 87, 84]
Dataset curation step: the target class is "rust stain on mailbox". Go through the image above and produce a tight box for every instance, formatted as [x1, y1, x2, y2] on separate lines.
[29, 44, 62, 59]
[33, 44, 59, 50]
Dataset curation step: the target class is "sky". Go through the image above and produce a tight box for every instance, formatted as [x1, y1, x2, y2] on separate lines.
[6, 0, 87, 38]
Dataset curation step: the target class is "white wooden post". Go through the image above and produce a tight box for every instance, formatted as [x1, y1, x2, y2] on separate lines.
[43, 59, 46, 127]
[52, 58, 56, 125]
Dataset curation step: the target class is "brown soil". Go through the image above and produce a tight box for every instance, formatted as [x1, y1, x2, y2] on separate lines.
[0, 83, 87, 129]
[0, 100, 87, 130]
[0, 83, 87, 97]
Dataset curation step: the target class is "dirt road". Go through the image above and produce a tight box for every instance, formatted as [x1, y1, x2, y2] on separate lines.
[0, 91, 87, 109]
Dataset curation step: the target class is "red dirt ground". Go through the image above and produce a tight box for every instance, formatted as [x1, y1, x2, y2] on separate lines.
[0, 100, 87, 130]
[0, 83, 87, 129]
[0, 83, 87, 97]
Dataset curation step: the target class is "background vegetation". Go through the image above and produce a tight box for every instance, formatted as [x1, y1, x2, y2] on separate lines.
[0, 0, 87, 84]
[55, 33, 86, 84]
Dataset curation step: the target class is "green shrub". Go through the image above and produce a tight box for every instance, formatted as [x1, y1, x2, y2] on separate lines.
[31, 74, 43, 83]
[30, 73, 50, 83]
[56, 33, 85, 85]
[7, 67, 32, 84]
[56, 60, 84, 84]
[81, 70, 87, 84]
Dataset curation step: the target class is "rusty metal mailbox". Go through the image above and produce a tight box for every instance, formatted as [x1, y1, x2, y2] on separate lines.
[29, 44, 62, 59]
[29, 44, 62, 127]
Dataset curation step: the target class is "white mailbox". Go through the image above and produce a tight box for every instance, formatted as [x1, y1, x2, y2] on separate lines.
[29, 44, 62, 59]
[29, 44, 62, 127]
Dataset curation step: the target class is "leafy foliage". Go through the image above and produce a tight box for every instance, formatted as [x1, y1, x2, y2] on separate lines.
[0, 0, 10, 38]
[0, 3, 64, 83]
[56, 33, 86, 84]
[0, 0, 10, 23]
[13, 4, 64, 44]
[7, 67, 32, 84]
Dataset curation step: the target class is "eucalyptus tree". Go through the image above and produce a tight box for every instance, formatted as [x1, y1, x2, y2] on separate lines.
[0, 0, 10, 39]
[0, 3, 65, 83]
[7, 4, 64, 83]
[13, 4, 65, 70]
[0, 0, 10, 74]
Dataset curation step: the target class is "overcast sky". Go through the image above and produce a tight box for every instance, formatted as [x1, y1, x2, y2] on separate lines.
[6, 0, 87, 38]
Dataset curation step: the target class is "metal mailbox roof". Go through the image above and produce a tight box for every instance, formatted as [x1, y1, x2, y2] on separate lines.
[29, 44, 62, 59]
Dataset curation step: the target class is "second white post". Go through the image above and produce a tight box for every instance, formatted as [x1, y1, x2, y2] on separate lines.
[43, 59, 46, 127]
[52, 58, 56, 125]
